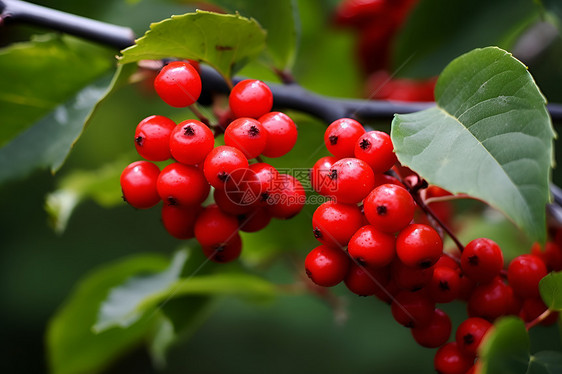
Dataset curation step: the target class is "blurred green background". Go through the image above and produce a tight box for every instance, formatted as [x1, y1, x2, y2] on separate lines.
[1, 0, 562, 373]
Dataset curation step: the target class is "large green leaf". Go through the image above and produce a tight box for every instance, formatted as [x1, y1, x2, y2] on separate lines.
[479, 317, 530, 374]
[207, 0, 298, 70]
[540, 271, 562, 311]
[0, 34, 114, 146]
[392, 0, 540, 78]
[46, 253, 170, 374]
[119, 11, 266, 81]
[391, 47, 554, 243]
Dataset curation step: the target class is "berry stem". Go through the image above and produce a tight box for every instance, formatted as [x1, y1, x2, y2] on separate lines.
[525, 308, 553, 330]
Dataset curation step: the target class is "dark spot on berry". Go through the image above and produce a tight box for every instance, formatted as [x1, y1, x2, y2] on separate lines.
[248, 125, 260, 137]
[411, 286, 423, 292]
[376, 205, 387, 215]
[184, 125, 195, 136]
[261, 191, 270, 202]
[405, 321, 414, 328]
[419, 259, 433, 269]
[167, 197, 178, 206]
[355, 257, 366, 266]
[305, 268, 312, 278]
[439, 281, 450, 291]
[217, 171, 229, 182]
[215, 244, 225, 252]
[463, 333, 475, 346]
[121, 194, 127, 202]
[313, 228, 322, 238]
[468, 255, 479, 266]
[329, 135, 338, 145]
[135, 136, 144, 146]
[359, 138, 371, 150]
[328, 169, 337, 180]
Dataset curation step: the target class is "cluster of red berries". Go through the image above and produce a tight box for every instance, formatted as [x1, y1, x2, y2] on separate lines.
[304, 118, 559, 374]
[333, 0, 436, 102]
[120, 60, 302, 262]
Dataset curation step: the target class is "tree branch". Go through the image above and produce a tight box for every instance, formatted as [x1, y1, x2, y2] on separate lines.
[2, 0, 562, 124]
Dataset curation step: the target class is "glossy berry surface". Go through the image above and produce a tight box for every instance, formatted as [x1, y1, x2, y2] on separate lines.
[391, 290, 435, 328]
[507, 254, 548, 299]
[259, 112, 298, 158]
[455, 317, 492, 357]
[265, 174, 306, 219]
[154, 61, 202, 107]
[467, 276, 510, 321]
[434, 342, 474, 374]
[411, 309, 452, 348]
[396, 223, 443, 269]
[238, 208, 272, 233]
[363, 183, 415, 233]
[156, 162, 210, 207]
[169, 119, 214, 165]
[305, 245, 350, 287]
[194, 204, 239, 246]
[249, 162, 279, 204]
[134, 115, 176, 161]
[312, 201, 364, 248]
[354, 130, 397, 173]
[344, 262, 389, 296]
[201, 232, 242, 263]
[347, 225, 395, 268]
[229, 79, 273, 119]
[460, 238, 504, 284]
[224, 117, 268, 159]
[120, 161, 161, 209]
[428, 266, 461, 303]
[391, 259, 434, 291]
[328, 158, 375, 204]
[161, 204, 201, 239]
[203, 146, 249, 188]
[324, 118, 366, 158]
[310, 156, 338, 196]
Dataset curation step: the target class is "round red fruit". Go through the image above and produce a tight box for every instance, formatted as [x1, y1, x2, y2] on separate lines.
[391, 290, 435, 328]
[347, 225, 395, 268]
[203, 146, 249, 189]
[434, 342, 474, 374]
[328, 158, 375, 204]
[354, 130, 397, 173]
[344, 262, 389, 296]
[229, 79, 273, 119]
[259, 112, 298, 158]
[157, 163, 210, 207]
[224, 117, 268, 159]
[134, 115, 176, 161]
[305, 245, 350, 287]
[310, 156, 338, 196]
[169, 119, 214, 165]
[161, 204, 201, 239]
[265, 174, 306, 219]
[461, 238, 504, 284]
[396, 223, 443, 269]
[411, 309, 451, 348]
[324, 118, 366, 158]
[194, 204, 239, 246]
[456, 317, 493, 357]
[154, 61, 202, 107]
[120, 161, 161, 209]
[363, 183, 415, 233]
[201, 233, 242, 263]
[507, 254, 548, 299]
[312, 201, 364, 248]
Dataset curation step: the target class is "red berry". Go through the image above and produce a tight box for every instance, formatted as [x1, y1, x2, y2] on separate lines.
[194, 204, 239, 247]
[428, 266, 461, 303]
[391, 290, 435, 328]
[305, 245, 350, 287]
[324, 118, 366, 158]
[436, 254, 460, 270]
[310, 156, 338, 196]
[411, 309, 452, 348]
[456, 317, 493, 357]
[161, 204, 201, 239]
[134, 115, 176, 161]
[213, 188, 255, 216]
[169, 119, 215, 165]
[265, 174, 306, 219]
[373, 278, 400, 304]
[259, 112, 298, 158]
[312, 201, 364, 248]
[328, 158, 375, 204]
[531, 242, 562, 272]
[434, 342, 474, 374]
[344, 262, 389, 296]
[224, 117, 268, 159]
[229, 79, 273, 119]
[396, 223, 443, 269]
[238, 208, 272, 233]
[507, 254, 548, 299]
[347, 225, 395, 268]
[157, 163, 210, 207]
[201, 232, 242, 263]
[354, 130, 397, 173]
[154, 61, 202, 107]
[249, 162, 279, 204]
[467, 276, 510, 321]
[120, 161, 161, 209]
[519, 297, 559, 326]
[203, 146, 249, 189]
[391, 259, 434, 291]
[363, 183, 415, 233]
[460, 238, 504, 284]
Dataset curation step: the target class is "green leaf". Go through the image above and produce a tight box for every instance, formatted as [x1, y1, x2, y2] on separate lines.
[479, 317, 530, 374]
[46, 253, 170, 374]
[391, 47, 555, 243]
[45, 156, 133, 234]
[392, 0, 540, 78]
[528, 351, 562, 374]
[0, 34, 114, 146]
[94, 250, 189, 332]
[540, 271, 562, 311]
[119, 11, 266, 80]
[209, 0, 298, 70]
